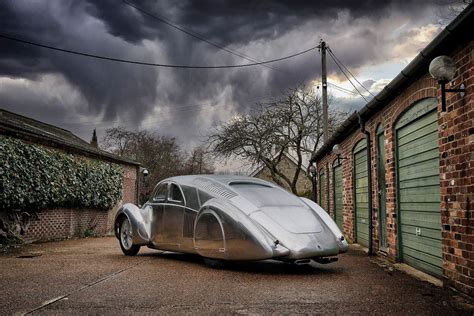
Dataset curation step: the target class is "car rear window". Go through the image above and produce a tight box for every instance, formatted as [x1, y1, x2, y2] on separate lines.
[229, 183, 302, 207]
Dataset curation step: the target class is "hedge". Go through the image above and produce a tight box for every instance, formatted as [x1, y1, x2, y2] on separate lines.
[0, 136, 123, 212]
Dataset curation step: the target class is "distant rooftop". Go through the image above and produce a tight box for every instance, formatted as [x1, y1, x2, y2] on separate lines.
[0, 108, 139, 166]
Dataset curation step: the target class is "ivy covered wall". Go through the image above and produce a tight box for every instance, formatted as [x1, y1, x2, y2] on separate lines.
[0, 136, 123, 212]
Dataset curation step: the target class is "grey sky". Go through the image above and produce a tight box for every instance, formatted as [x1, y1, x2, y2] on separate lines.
[0, 0, 455, 169]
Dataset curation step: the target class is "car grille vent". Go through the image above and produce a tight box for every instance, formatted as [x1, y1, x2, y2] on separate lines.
[193, 178, 237, 199]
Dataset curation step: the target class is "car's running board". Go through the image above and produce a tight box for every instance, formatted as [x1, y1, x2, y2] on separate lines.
[313, 257, 339, 264]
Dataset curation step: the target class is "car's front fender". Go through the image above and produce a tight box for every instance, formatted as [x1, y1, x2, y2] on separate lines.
[114, 203, 151, 246]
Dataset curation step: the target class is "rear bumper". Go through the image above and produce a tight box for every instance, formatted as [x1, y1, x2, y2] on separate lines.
[272, 232, 349, 260]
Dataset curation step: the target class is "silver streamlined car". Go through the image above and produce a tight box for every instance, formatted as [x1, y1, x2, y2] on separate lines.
[114, 175, 348, 265]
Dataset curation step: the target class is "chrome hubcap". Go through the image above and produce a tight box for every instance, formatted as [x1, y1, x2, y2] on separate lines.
[120, 219, 133, 250]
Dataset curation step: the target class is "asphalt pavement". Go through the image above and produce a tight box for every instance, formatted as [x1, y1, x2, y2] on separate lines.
[1, 237, 473, 315]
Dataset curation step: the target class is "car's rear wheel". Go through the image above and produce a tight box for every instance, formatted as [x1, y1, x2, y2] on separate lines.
[119, 217, 140, 256]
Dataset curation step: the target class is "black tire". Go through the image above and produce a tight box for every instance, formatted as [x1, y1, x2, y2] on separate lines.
[118, 217, 140, 256]
[203, 257, 225, 269]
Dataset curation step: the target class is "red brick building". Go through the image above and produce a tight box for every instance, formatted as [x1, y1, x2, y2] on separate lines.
[310, 7, 473, 295]
[0, 109, 140, 241]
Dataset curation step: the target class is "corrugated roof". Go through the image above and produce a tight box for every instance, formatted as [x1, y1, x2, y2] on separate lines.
[311, 4, 473, 163]
[0, 108, 140, 166]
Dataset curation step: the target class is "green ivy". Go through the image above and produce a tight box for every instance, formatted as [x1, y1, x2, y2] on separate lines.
[0, 136, 123, 212]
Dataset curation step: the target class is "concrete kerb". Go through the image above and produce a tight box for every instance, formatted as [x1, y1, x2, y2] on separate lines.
[350, 243, 443, 287]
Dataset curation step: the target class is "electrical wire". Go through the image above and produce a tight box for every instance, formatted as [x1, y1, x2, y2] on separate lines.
[327, 50, 369, 103]
[0, 33, 319, 69]
[122, 0, 282, 72]
[122, 1, 360, 97]
[328, 48, 375, 97]
[326, 82, 357, 95]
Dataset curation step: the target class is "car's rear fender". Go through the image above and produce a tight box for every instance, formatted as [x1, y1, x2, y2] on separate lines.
[300, 197, 349, 253]
[114, 203, 151, 246]
[194, 198, 289, 261]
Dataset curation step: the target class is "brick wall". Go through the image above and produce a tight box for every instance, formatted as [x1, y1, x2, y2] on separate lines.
[438, 42, 474, 295]
[107, 164, 137, 231]
[23, 208, 110, 241]
[22, 163, 138, 242]
[314, 41, 473, 296]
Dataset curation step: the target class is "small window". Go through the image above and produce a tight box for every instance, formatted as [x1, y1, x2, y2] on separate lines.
[169, 183, 184, 203]
[153, 183, 168, 201]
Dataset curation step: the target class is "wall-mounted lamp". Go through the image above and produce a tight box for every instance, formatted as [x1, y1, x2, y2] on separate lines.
[332, 144, 347, 164]
[309, 165, 317, 177]
[137, 167, 150, 206]
[429, 55, 466, 112]
[140, 167, 149, 177]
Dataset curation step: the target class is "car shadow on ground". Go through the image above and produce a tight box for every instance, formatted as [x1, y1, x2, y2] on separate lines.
[137, 250, 344, 276]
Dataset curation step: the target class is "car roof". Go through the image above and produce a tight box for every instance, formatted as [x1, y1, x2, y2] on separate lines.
[165, 174, 278, 199]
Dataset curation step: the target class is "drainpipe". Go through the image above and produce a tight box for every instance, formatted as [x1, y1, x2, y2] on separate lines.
[358, 114, 373, 255]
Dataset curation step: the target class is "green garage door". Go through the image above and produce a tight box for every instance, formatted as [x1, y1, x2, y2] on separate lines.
[333, 162, 343, 231]
[396, 98, 442, 277]
[319, 171, 326, 210]
[353, 139, 369, 247]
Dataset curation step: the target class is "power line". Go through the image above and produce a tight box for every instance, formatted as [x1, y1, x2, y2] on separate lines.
[327, 50, 369, 103]
[326, 82, 357, 95]
[122, 1, 359, 97]
[0, 33, 318, 69]
[327, 48, 375, 97]
[312, 78, 357, 96]
[122, 0, 281, 73]
[0, 35, 356, 95]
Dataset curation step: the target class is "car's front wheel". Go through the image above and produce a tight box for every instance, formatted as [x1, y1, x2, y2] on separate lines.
[119, 217, 140, 256]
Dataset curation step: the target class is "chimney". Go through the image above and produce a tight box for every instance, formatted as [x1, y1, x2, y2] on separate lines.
[90, 128, 98, 148]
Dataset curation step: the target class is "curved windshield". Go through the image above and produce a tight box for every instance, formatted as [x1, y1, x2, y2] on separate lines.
[229, 183, 302, 208]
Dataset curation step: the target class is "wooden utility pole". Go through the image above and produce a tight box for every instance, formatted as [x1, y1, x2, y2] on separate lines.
[320, 40, 329, 143]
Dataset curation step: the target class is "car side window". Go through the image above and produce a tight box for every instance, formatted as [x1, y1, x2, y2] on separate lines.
[153, 183, 168, 202]
[181, 185, 200, 210]
[168, 183, 184, 204]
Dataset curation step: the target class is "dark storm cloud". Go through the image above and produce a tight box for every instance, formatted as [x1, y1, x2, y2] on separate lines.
[0, 0, 159, 124]
[0, 0, 447, 146]
[84, 0, 171, 43]
[88, 0, 433, 46]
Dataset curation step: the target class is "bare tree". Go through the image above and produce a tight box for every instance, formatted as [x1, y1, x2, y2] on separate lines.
[209, 85, 347, 195]
[102, 128, 187, 202]
[101, 127, 137, 157]
[183, 145, 215, 174]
